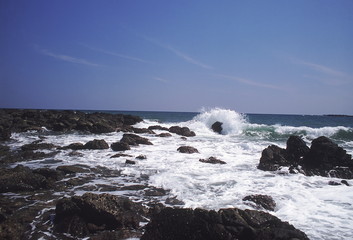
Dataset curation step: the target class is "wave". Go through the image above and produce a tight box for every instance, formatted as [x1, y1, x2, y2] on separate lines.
[189, 108, 353, 142]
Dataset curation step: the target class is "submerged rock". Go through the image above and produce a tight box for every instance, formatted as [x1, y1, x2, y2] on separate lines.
[83, 139, 109, 150]
[141, 207, 309, 240]
[199, 156, 226, 164]
[177, 146, 199, 154]
[243, 194, 276, 211]
[211, 121, 223, 134]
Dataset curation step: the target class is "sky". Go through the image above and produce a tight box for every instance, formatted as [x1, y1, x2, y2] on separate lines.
[1, 0, 353, 115]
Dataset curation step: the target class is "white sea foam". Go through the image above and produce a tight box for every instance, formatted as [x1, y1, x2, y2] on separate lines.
[8, 108, 353, 240]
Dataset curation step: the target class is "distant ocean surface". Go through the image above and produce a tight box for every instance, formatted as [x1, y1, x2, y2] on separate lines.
[10, 108, 353, 239]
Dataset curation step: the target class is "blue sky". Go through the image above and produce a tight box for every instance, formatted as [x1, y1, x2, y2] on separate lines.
[1, 0, 353, 114]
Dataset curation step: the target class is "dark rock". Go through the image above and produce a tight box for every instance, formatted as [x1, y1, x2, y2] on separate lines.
[111, 142, 131, 151]
[132, 127, 155, 134]
[286, 136, 310, 162]
[258, 136, 353, 179]
[156, 132, 172, 137]
[21, 142, 56, 151]
[120, 134, 153, 146]
[120, 185, 147, 191]
[136, 155, 147, 160]
[177, 146, 199, 154]
[0, 127, 11, 141]
[148, 125, 169, 131]
[199, 156, 226, 164]
[258, 145, 288, 171]
[242, 194, 276, 211]
[141, 207, 309, 240]
[84, 139, 109, 150]
[165, 197, 185, 206]
[68, 151, 84, 157]
[54, 193, 146, 237]
[110, 153, 133, 158]
[328, 181, 341, 186]
[33, 168, 64, 181]
[0, 165, 49, 192]
[125, 160, 136, 165]
[57, 165, 91, 175]
[60, 142, 85, 150]
[169, 126, 196, 137]
[144, 187, 167, 196]
[341, 180, 350, 186]
[211, 121, 223, 134]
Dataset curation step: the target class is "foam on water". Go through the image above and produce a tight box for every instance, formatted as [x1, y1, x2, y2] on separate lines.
[7, 108, 353, 240]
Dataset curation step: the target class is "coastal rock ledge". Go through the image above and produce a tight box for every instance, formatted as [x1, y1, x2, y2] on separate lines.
[258, 135, 353, 179]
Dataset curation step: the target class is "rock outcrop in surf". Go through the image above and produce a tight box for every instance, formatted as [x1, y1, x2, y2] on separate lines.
[258, 135, 353, 179]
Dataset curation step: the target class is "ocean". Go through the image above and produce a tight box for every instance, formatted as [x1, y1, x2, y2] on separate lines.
[8, 108, 353, 239]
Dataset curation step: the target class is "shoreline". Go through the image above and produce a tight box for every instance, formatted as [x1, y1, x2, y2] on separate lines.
[1, 109, 352, 239]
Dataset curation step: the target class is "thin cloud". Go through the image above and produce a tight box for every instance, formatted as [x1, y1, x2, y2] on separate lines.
[38, 48, 102, 67]
[293, 59, 352, 85]
[82, 44, 151, 64]
[216, 74, 286, 90]
[153, 77, 170, 83]
[139, 34, 213, 70]
[296, 60, 346, 77]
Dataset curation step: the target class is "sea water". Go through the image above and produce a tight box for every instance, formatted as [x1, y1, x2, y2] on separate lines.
[8, 108, 353, 239]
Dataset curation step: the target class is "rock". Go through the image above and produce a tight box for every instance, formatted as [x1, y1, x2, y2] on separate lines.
[136, 155, 147, 160]
[125, 160, 136, 165]
[169, 126, 196, 137]
[0, 165, 50, 192]
[56, 165, 91, 175]
[286, 135, 310, 162]
[148, 125, 169, 131]
[0, 127, 11, 141]
[165, 197, 185, 206]
[177, 146, 199, 154]
[211, 121, 223, 134]
[141, 207, 309, 240]
[120, 134, 153, 146]
[258, 145, 289, 171]
[144, 187, 167, 196]
[21, 142, 56, 151]
[83, 139, 109, 150]
[242, 194, 276, 211]
[199, 156, 226, 164]
[303, 136, 352, 170]
[132, 127, 155, 134]
[258, 136, 353, 179]
[54, 193, 146, 237]
[61, 142, 85, 150]
[156, 132, 172, 137]
[110, 153, 133, 158]
[111, 142, 131, 151]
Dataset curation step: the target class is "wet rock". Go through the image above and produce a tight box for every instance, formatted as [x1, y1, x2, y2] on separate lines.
[0, 165, 50, 192]
[156, 132, 172, 137]
[258, 145, 289, 171]
[211, 121, 223, 134]
[242, 194, 276, 211]
[136, 155, 147, 160]
[21, 142, 56, 151]
[125, 160, 136, 165]
[110, 153, 133, 158]
[177, 146, 199, 154]
[0, 127, 11, 141]
[132, 127, 155, 134]
[111, 142, 131, 151]
[68, 151, 84, 157]
[54, 193, 146, 237]
[144, 187, 167, 196]
[341, 180, 350, 186]
[120, 185, 147, 191]
[60, 142, 85, 150]
[141, 207, 309, 240]
[148, 125, 169, 131]
[165, 197, 185, 206]
[84, 139, 109, 150]
[56, 165, 91, 175]
[258, 136, 353, 179]
[169, 126, 196, 137]
[120, 134, 153, 146]
[199, 156, 226, 164]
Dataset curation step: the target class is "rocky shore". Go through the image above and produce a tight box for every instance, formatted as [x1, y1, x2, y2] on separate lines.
[3, 109, 351, 239]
